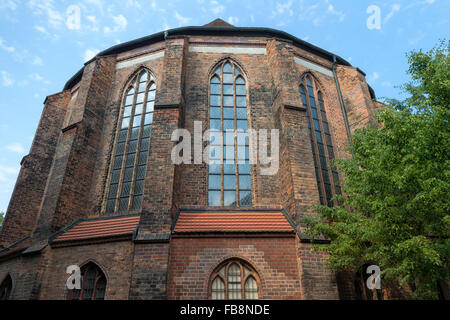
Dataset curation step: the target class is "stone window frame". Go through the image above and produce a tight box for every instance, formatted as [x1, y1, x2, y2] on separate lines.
[66, 262, 107, 300]
[104, 67, 156, 214]
[209, 259, 260, 300]
[207, 59, 252, 207]
[299, 74, 341, 206]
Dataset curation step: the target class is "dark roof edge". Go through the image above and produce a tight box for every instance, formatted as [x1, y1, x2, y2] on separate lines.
[63, 25, 352, 91]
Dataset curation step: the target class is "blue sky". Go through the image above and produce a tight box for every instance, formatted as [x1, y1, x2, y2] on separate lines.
[0, 0, 448, 214]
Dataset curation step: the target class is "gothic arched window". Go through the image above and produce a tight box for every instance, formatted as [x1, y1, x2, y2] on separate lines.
[208, 60, 252, 207]
[210, 260, 259, 300]
[67, 263, 107, 300]
[0, 274, 12, 300]
[299, 76, 341, 205]
[106, 69, 156, 213]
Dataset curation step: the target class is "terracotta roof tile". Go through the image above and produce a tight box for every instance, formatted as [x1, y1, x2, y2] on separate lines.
[173, 211, 294, 233]
[52, 215, 140, 243]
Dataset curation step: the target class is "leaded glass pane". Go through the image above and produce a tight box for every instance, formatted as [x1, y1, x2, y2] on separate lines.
[228, 264, 241, 299]
[223, 63, 232, 73]
[106, 70, 155, 213]
[208, 61, 251, 207]
[140, 137, 150, 151]
[224, 191, 236, 206]
[212, 277, 225, 300]
[208, 191, 221, 206]
[224, 175, 236, 190]
[300, 77, 339, 207]
[239, 190, 252, 206]
[131, 195, 142, 210]
[209, 175, 221, 189]
[239, 175, 251, 190]
[245, 277, 258, 300]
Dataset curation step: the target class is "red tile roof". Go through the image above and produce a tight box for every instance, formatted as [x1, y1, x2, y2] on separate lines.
[52, 215, 140, 243]
[173, 211, 294, 233]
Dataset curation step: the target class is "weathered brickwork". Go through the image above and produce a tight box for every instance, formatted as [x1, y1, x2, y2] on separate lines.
[0, 91, 71, 247]
[0, 22, 384, 300]
[168, 236, 302, 299]
[39, 241, 134, 300]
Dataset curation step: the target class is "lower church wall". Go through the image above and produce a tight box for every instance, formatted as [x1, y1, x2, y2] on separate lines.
[38, 241, 134, 300]
[167, 236, 302, 300]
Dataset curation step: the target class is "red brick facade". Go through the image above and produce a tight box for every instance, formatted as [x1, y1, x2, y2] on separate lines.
[0, 21, 380, 300]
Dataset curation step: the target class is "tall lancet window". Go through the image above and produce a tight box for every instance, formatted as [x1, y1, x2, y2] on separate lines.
[208, 60, 252, 207]
[106, 69, 155, 213]
[299, 75, 341, 206]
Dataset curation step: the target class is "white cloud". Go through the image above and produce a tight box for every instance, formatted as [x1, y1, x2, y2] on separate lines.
[84, 48, 100, 62]
[85, 0, 104, 15]
[104, 14, 128, 34]
[34, 25, 47, 34]
[227, 16, 239, 25]
[32, 56, 43, 65]
[0, 164, 20, 182]
[174, 11, 191, 25]
[1, 71, 14, 87]
[381, 81, 392, 87]
[27, 0, 63, 27]
[368, 71, 380, 83]
[126, 0, 141, 9]
[275, 0, 294, 16]
[28, 73, 44, 81]
[327, 3, 345, 22]
[6, 143, 25, 154]
[210, 0, 224, 15]
[0, 0, 18, 10]
[87, 15, 99, 31]
[384, 4, 401, 24]
[0, 39, 15, 53]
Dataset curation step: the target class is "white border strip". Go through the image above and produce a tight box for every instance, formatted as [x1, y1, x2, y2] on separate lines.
[294, 56, 333, 77]
[189, 46, 266, 55]
[116, 51, 165, 70]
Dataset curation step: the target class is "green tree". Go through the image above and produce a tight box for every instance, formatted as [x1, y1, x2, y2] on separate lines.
[304, 40, 450, 299]
[0, 211, 4, 226]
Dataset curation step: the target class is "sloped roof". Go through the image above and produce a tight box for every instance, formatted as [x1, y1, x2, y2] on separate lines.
[51, 215, 140, 244]
[203, 18, 234, 27]
[0, 237, 31, 260]
[173, 211, 295, 233]
[63, 24, 352, 91]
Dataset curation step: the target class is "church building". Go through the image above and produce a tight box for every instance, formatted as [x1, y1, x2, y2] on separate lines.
[0, 19, 384, 300]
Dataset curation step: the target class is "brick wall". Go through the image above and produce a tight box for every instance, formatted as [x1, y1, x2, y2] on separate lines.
[297, 242, 339, 299]
[0, 91, 70, 247]
[168, 235, 302, 299]
[39, 241, 134, 300]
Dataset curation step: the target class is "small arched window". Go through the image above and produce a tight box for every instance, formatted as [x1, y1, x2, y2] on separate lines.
[210, 260, 259, 300]
[67, 263, 107, 300]
[0, 274, 12, 300]
[208, 60, 251, 207]
[299, 76, 341, 206]
[106, 69, 156, 213]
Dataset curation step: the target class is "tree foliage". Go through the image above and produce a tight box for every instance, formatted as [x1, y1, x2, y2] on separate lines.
[304, 40, 449, 299]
